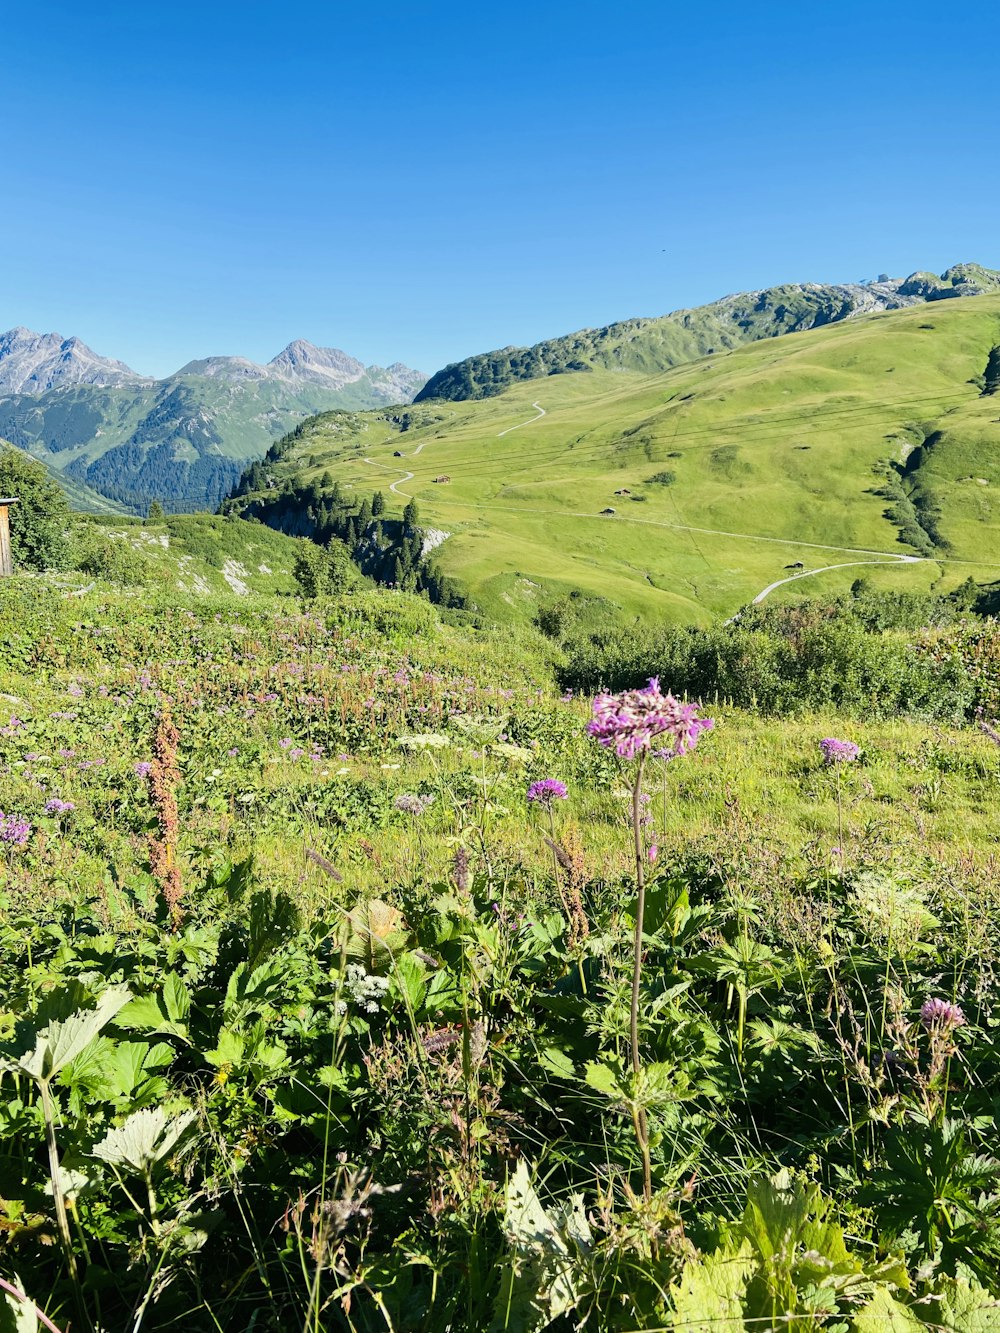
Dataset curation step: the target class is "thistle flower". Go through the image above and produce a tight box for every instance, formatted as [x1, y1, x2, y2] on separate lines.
[527, 779, 569, 808]
[920, 997, 965, 1031]
[820, 738, 860, 765]
[587, 678, 713, 760]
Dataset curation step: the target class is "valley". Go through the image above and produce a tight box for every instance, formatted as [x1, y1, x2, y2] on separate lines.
[229, 292, 1000, 623]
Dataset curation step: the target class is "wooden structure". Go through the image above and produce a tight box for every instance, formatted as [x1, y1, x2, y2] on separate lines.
[0, 499, 17, 576]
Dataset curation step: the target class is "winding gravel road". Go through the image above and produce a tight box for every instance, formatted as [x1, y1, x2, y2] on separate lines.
[751, 553, 925, 604]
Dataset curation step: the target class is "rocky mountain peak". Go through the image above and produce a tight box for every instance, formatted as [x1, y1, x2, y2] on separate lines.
[0, 327, 145, 395]
[267, 341, 366, 387]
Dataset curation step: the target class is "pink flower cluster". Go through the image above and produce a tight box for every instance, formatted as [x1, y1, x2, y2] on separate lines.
[586, 678, 714, 760]
[527, 779, 568, 807]
[819, 738, 860, 765]
[0, 811, 31, 848]
[920, 997, 965, 1031]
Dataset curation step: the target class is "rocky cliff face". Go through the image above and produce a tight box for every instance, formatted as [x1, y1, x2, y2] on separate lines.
[0, 327, 146, 394]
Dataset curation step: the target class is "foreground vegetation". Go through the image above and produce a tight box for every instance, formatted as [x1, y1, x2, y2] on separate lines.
[0, 573, 999, 1330]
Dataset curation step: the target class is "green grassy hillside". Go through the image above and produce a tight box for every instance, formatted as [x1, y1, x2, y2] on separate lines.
[231, 295, 1000, 623]
[415, 262, 1000, 403]
[72, 513, 302, 596]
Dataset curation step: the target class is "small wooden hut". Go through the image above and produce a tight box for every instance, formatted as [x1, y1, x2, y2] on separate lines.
[0, 499, 18, 576]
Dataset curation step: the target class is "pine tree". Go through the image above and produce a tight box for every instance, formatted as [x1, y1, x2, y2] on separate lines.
[147, 500, 165, 522]
[372, 490, 386, 516]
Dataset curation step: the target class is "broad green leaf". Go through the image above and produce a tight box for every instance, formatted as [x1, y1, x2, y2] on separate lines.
[11, 985, 132, 1082]
[670, 1240, 754, 1332]
[162, 974, 190, 1025]
[584, 1061, 626, 1101]
[538, 1047, 575, 1079]
[393, 953, 427, 1012]
[490, 1160, 591, 1333]
[204, 1029, 245, 1069]
[118, 985, 190, 1041]
[0, 1275, 39, 1333]
[854, 1288, 925, 1331]
[92, 1105, 196, 1175]
[934, 1274, 1000, 1332]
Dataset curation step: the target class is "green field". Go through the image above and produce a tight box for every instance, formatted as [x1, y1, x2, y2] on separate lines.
[245, 296, 1000, 623]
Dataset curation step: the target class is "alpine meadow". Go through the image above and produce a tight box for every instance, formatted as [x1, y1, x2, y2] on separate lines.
[4, 4, 1000, 1327]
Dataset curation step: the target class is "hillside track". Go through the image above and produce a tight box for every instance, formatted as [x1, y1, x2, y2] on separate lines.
[497, 402, 546, 437]
[751, 554, 925, 604]
[362, 458, 414, 497]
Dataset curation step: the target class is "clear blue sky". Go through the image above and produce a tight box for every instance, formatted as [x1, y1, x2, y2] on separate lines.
[4, 0, 998, 378]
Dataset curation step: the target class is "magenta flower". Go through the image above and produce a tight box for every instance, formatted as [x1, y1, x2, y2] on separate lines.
[920, 998, 965, 1031]
[587, 678, 713, 760]
[527, 779, 569, 808]
[820, 738, 860, 765]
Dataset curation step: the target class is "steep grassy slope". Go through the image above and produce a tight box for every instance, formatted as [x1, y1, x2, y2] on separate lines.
[230, 295, 1000, 623]
[415, 263, 1000, 403]
[74, 513, 302, 596]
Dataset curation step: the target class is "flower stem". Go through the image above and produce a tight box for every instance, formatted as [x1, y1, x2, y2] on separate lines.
[630, 756, 652, 1202]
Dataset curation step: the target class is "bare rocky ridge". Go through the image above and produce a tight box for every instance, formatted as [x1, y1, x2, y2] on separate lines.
[177, 341, 425, 401]
[0, 327, 147, 394]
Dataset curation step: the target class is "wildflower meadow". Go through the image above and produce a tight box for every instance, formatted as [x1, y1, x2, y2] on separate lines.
[0, 576, 999, 1330]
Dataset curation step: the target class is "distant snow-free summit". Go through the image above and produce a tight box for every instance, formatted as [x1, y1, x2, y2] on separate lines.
[0, 326, 147, 394]
[0, 329, 427, 513]
[176, 339, 424, 401]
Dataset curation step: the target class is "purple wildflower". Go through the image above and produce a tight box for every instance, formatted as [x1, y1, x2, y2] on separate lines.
[0, 811, 31, 848]
[587, 678, 714, 760]
[134, 761, 153, 777]
[527, 779, 569, 808]
[44, 799, 76, 815]
[820, 738, 860, 765]
[920, 998, 965, 1031]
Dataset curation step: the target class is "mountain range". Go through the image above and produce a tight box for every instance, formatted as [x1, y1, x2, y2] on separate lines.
[6, 262, 1000, 517]
[0, 329, 427, 512]
[229, 262, 1000, 624]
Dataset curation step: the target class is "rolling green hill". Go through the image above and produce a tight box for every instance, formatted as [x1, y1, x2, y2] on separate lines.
[415, 262, 1000, 403]
[228, 293, 1000, 623]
